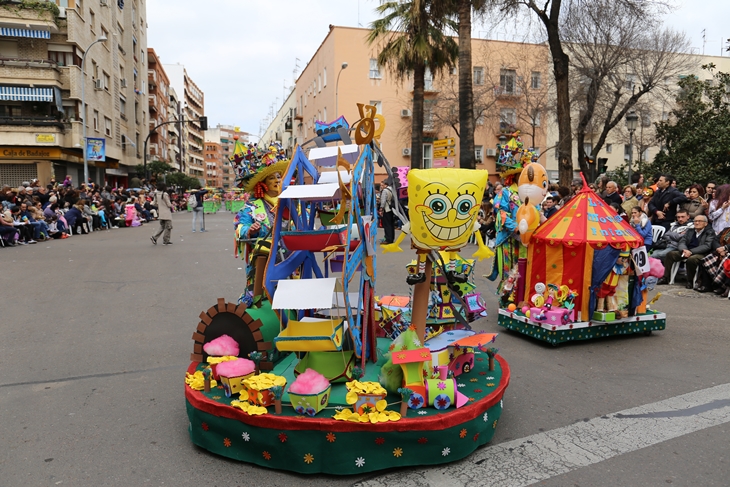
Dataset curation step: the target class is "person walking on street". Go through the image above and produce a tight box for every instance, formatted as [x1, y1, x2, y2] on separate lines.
[191, 188, 208, 232]
[150, 183, 174, 245]
[379, 179, 395, 244]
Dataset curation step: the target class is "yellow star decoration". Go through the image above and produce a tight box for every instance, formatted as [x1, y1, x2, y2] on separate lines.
[470, 378, 478, 382]
[393, 447, 403, 458]
[304, 453, 314, 464]
[420, 352, 430, 358]
[230, 400, 268, 416]
[493, 420, 499, 429]
[184, 371, 217, 391]
[212, 396, 222, 400]
[486, 383, 496, 387]
[326, 432, 336, 443]
[332, 404, 401, 423]
[397, 353, 407, 360]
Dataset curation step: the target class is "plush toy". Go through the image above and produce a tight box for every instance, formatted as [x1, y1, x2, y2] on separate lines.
[516, 163, 549, 246]
[596, 251, 631, 312]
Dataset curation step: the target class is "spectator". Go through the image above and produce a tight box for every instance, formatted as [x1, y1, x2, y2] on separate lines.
[648, 174, 684, 230]
[542, 195, 558, 219]
[705, 181, 717, 207]
[621, 186, 639, 216]
[191, 188, 208, 232]
[125, 197, 142, 227]
[150, 183, 174, 245]
[708, 184, 730, 236]
[19, 201, 49, 240]
[7, 206, 36, 243]
[680, 184, 706, 219]
[602, 181, 622, 207]
[629, 206, 653, 251]
[658, 214, 715, 289]
[379, 180, 395, 244]
[0, 205, 20, 245]
[65, 203, 88, 234]
[697, 229, 730, 296]
[556, 186, 571, 208]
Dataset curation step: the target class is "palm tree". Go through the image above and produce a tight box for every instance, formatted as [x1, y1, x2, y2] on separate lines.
[368, 0, 458, 170]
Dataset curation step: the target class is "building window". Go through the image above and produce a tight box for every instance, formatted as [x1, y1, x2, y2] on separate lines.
[318, 74, 321, 92]
[625, 74, 635, 90]
[323, 67, 327, 87]
[624, 144, 631, 161]
[641, 148, 650, 161]
[323, 107, 327, 121]
[89, 10, 95, 33]
[641, 114, 651, 127]
[93, 110, 99, 130]
[104, 117, 112, 137]
[101, 26, 108, 42]
[531, 71, 541, 89]
[103, 71, 110, 90]
[532, 109, 541, 127]
[424, 68, 435, 91]
[554, 141, 560, 160]
[473, 66, 484, 86]
[369, 100, 382, 114]
[423, 144, 432, 169]
[475, 145, 483, 162]
[606, 143, 612, 153]
[500, 69, 516, 94]
[369, 58, 381, 79]
[499, 108, 516, 126]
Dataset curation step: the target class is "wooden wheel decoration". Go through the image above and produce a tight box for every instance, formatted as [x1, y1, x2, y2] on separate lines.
[190, 298, 274, 371]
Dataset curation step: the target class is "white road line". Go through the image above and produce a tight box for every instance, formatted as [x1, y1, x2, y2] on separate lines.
[355, 383, 730, 487]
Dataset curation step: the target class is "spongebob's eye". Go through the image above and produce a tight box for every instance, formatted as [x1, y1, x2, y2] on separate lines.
[454, 193, 477, 217]
[424, 193, 451, 216]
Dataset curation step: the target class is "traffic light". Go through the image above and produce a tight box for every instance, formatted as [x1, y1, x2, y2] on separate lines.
[597, 158, 608, 174]
[199, 116, 208, 131]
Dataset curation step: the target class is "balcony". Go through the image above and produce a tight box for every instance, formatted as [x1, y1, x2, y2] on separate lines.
[0, 4, 59, 32]
[0, 115, 64, 129]
[284, 118, 292, 132]
[0, 58, 62, 87]
[494, 86, 523, 97]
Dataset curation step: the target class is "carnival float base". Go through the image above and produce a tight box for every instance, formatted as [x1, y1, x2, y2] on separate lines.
[497, 308, 666, 346]
[185, 338, 510, 474]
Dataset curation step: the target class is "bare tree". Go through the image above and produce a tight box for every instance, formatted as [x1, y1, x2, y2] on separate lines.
[563, 0, 694, 175]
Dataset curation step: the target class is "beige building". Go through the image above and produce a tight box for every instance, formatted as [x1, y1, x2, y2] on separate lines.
[260, 88, 296, 159]
[164, 63, 205, 182]
[0, 0, 148, 188]
[167, 85, 181, 171]
[267, 26, 549, 182]
[146, 47, 170, 164]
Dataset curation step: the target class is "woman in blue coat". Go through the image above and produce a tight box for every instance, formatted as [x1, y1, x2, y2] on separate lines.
[630, 206, 653, 251]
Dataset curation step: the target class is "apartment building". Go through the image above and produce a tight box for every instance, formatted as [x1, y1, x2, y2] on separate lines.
[146, 47, 169, 164]
[203, 137, 222, 188]
[164, 63, 204, 182]
[260, 88, 296, 159]
[0, 0, 148, 188]
[266, 26, 549, 181]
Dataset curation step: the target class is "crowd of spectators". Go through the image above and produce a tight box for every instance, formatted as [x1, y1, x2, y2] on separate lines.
[0, 177, 186, 248]
[563, 173, 730, 297]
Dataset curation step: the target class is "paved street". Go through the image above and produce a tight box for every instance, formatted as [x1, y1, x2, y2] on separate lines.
[1, 211, 729, 486]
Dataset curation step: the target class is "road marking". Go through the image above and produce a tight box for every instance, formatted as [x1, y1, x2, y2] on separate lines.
[355, 383, 730, 487]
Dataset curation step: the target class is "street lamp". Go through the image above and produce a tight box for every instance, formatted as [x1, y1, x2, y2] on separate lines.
[80, 35, 107, 187]
[335, 61, 348, 117]
[625, 111, 639, 186]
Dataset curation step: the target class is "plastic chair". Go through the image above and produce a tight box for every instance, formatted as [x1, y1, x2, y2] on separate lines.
[652, 226, 665, 244]
[669, 260, 698, 287]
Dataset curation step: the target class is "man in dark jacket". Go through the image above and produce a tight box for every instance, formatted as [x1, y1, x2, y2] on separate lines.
[602, 181, 622, 207]
[648, 174, 685, 230]
[658, 214, 716, 288]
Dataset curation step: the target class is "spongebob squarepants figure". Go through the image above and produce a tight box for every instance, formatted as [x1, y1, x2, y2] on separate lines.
[382, 169, 493, 285]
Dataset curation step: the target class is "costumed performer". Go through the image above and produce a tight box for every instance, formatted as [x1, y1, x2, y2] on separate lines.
[595, 251, 631, 314]
[234, 155, 289, 305]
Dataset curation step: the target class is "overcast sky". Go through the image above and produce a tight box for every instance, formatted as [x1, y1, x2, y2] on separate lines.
[147, 0, 727, 138]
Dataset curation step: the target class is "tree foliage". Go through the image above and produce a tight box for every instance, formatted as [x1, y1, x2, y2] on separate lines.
[368, 0, 458, 169]
[134, 160, 174, 179]
[165, 171, 201, 190]
[647, 65, 730, 187]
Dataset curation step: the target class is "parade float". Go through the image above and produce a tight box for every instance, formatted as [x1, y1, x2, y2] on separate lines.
[185, 106, 510, 474]
[496, 173, 666, 345]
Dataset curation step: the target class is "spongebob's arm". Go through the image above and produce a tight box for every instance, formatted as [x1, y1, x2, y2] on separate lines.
[471, 222, 495, 261]
[382, 222, 409, 253]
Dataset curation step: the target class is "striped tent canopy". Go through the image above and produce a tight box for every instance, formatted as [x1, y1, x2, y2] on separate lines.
[0, 27, 50, 39]
[0, 86, 53, 102]
[525, 178, 643, 318]
[531, 184, 643, 250]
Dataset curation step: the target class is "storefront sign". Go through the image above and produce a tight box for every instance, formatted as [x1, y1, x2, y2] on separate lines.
[35, 134, 56, 143]
[1, 147, 61, 159]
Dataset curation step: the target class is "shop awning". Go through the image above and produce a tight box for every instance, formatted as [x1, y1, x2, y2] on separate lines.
[0, 86, 53, 102]
[0, 27, 50, 39]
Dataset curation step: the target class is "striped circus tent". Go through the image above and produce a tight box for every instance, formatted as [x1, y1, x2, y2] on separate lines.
[525, 180, 643, 319]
